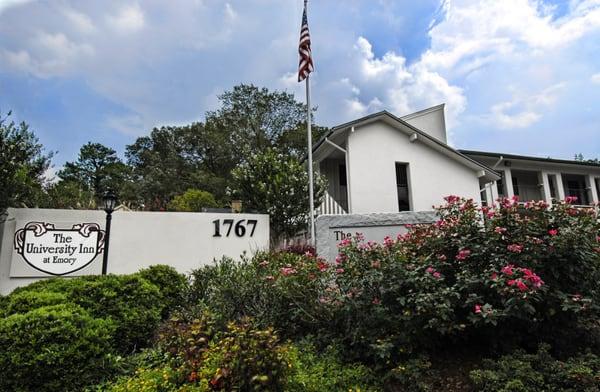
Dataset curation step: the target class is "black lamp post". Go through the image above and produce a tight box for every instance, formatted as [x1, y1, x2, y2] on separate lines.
[101, 190, 117, 275]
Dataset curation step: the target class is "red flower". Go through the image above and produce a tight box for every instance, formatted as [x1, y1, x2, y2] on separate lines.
[474, 304, 482, 314]
[316, 260, 329, 272]
[491, 272, 498, 280]
[516, 280, 528, 291]
[565, 196, 578, 204]
[548, 229, 558, 236]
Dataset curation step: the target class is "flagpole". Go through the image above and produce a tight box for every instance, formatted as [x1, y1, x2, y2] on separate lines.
[306, 74, 315, 244]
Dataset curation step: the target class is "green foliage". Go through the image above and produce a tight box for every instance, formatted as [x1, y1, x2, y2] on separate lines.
[0, 303, 116, 392]
[387, 355, 436, 392]
[137, 265, 189, 318]
[0, 111, 53, 211]
[196, 319, 290, 391]
[11, 274, 164, 353]
[0, 289, 68, 317]
[188, 252, 331, 338]
[58, 142, 132, 203]
[231, 148, 326, 240]
[167, 188, 218, 212]
[470, 344, 600, 391]
[43, 179, 96, 209]
[285, 342, 380, 392]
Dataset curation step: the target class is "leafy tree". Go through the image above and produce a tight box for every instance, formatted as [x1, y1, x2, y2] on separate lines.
[58, 142, 131, 202]
[167, 189, 218, 212]
[125, 84, 327, 210]
[230, 148, 326, 241]
[205, 84, 327, 158]
[43, 180, 95, 209]
[0, 111, 52, 211]
[574, 153, 599, 164]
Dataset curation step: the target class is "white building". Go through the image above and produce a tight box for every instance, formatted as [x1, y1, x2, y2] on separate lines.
[313, 104, 600, 214]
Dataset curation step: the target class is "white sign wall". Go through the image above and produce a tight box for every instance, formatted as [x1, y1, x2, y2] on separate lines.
[0, 208, 269, 294]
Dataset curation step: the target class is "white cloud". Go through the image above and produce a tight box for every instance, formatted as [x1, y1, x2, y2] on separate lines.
[0, 0, 33, 15]
[62, 7, 95, 34]
[107, 4, 145, 33]
[592, 73, 600, 84]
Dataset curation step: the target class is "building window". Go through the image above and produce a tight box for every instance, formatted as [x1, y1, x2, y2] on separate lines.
[562, 174, 590, 205]
[395, 163, 410, 212]
[339, 164, 347, 186]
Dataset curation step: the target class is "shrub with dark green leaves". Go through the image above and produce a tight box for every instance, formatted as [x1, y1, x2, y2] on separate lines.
[470, 344, 600, 391]
[9, 274, 163, 353]
[67, 274, 163, 352]
[0, 289, 68, 317]
[189, 251, 333, 338]
[137, 264, 189, 318]
[0, 303, 116, 392]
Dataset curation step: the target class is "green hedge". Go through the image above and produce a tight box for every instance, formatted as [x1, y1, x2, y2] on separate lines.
[0, 303, 116, 392]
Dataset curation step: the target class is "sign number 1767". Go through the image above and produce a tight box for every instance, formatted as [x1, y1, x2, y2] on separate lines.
[213, 219, 257, 237]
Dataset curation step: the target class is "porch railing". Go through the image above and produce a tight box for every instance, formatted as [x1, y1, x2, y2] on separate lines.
[316, 192, 347, 215]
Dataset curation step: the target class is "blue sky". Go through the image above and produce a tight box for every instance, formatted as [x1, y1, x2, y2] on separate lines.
[0, 0, 599, 172]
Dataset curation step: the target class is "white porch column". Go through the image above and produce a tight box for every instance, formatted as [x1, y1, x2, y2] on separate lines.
[490, 180, 499, 204]
[586, 175, 599, 204]
[539, 171, 552, 205]
[555, 173, 566, 201]
[503, 168, 514, 198]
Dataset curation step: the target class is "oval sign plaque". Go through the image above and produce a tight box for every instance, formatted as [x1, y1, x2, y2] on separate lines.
[14, 222, 105, 276]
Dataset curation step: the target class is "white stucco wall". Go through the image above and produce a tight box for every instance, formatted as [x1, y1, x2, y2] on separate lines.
[402, 105, 447, 143]
[346, 121, 482, 213]
[0, 209, 269, 294]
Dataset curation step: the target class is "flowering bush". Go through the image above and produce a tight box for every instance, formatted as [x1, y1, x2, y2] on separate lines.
[188, 251, 333, 338]
[325, 196, 600, 360]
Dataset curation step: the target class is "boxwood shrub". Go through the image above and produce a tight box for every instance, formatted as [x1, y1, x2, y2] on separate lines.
[0, 303, 116, 392]
[137, 264, 189, 318]
[0, 290, 68, 317]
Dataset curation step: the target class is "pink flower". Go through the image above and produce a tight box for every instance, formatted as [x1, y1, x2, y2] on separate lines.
[371, 260, 381, 269]
[372, 297, 381, 305]
[280, 267, 297, 276]
[338, 238, 352, 247]
[265, 275, 275, 281]
[507, 279, 517, 287]
[316, 261, 329, 272]
[383, 236, 394, 247]
[486, 210, 496, 219]
[456, 249, 471, 261]
[335, 254, 347, 265]
[426, 266, 435, 274]
[335, 268, 344, 274]
[437, 254, 447, 261]
[548, 229, 558, 236]
[433, 272, 441, 279]
[444, 195, 461, 204]
[507, 244, 524, 253]
[494, 227, 507, 234]
[258, 260, 269, 267]
[565, 196, 578, 204]
[491, 272, 498, 280]
[522, 268, 544, 288]
[501, 264, 515, 276]
[474, 304, 482, 314]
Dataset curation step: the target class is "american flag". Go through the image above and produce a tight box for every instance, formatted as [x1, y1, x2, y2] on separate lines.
[297, 0, 313, 82]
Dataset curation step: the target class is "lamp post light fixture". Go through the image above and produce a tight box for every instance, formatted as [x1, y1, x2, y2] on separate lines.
[101, 190, 117, 275]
